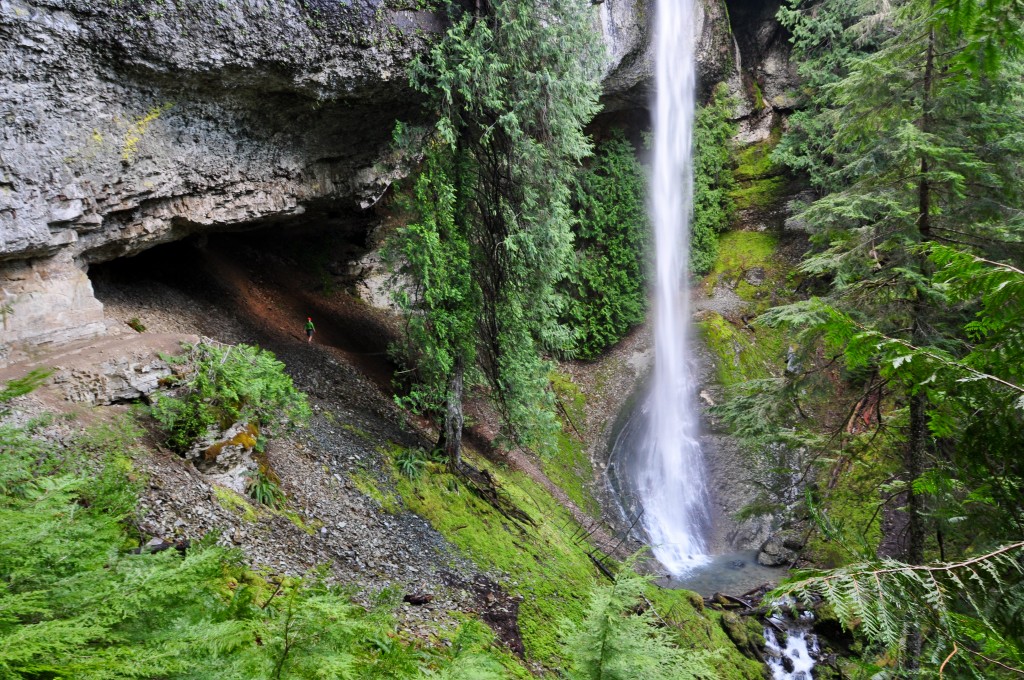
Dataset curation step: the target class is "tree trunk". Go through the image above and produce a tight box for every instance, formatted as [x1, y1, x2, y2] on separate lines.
[443, 355, 465, 469]
[903, 9, 937, 670]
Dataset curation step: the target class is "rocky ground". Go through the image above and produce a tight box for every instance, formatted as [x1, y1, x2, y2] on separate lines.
[3, 232, 528, 649]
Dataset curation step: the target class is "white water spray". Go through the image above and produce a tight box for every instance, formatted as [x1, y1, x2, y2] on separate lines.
[634, 0, 711, 575]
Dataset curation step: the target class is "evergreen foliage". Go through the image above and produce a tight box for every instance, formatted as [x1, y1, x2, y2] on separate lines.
[774, 542, 1024, 676]
[691, 84, 738, 275]
[562, 568, 714, 680]
[393, 0, 603, 460]
[0, 382, 516, 679]
[721, 0, 1024, 671]
[152, 342, 310, 452]
[562, 131, 648, 359]
[390, 141, 477, 430]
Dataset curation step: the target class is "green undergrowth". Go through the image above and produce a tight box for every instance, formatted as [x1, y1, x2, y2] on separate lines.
[0, 403, 509, 678]
[645, 589, 766, 680]
[390, 446, 600, 668]
[546, 373, 600, 517]
[380, 441, 763, 676]
[698, 312, 786, 388]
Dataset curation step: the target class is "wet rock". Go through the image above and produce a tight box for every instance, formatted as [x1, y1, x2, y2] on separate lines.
[743, 267, 766, 286]
[403, 592, 434, 606]
[782, 533, 806, 551]
[757, 530, 804, 567]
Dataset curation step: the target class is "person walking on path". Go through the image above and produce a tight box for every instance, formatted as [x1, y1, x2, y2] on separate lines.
[305, 317, 315, 343]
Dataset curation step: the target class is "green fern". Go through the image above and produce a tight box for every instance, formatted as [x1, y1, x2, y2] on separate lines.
[562, 568, 715, 680]
[151, 342, 310, 452]
[394, 447, 427, 480]
[245, 469, 286, 509]
[772, 543, 1024, 674]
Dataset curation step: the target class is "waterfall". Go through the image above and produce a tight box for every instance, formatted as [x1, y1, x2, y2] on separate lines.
[633, 0, 711, 575]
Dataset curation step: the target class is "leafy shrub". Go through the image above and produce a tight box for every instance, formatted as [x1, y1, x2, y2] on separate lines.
[152, 342, 310, 452]
[691, 83, 738, 275]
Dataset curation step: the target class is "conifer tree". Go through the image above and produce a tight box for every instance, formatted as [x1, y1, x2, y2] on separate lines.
[394, 0, 603, 464]
[726, 0, 1024, 670]
[561, 131, 649, 359]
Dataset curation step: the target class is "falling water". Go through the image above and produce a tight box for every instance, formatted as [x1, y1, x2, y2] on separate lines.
[633, 0, 711, 575]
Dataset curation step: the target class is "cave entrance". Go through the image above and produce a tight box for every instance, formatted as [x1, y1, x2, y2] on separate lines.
[89, 219, 398, 393]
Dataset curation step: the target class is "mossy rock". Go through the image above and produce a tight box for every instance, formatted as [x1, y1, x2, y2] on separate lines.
[730, 176, 788, 212]
[719, 611, 766, 663]
[720, 611, 749, 648]
[733, 131, 783, 183]
[730, 127, 789, 215]
[697, 311, 786, 388]
[648, 590, 766, 679]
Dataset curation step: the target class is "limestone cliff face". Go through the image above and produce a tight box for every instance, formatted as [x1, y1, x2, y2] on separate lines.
[0, 0, 739, 357]
[1, 0, 446, 352]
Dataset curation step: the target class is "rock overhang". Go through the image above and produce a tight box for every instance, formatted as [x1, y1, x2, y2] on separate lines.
[0, 0, 746, 354]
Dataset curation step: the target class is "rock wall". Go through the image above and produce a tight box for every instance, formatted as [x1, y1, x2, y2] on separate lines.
[596, 0, 735, 111]
[0, 0, 744, 359]
[722, 0, 798, 143]
[1, 0, 441, 352]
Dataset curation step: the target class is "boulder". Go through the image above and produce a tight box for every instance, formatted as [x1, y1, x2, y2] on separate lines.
[188, 421, 260, 493]
[757, 529, 804, 567]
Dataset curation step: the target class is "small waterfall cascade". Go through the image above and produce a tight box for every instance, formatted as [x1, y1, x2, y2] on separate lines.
[632, 0, 711, 575]
[764, 606, 820, 679]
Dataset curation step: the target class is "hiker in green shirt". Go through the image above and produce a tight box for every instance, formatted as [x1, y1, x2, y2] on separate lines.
[305, 317, 315, 343]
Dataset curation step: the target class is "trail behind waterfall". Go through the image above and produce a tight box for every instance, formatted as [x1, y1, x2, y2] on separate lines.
[93, 234, 623, 558]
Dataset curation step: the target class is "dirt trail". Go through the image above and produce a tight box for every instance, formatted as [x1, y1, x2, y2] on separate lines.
[191, 243, 397, 393]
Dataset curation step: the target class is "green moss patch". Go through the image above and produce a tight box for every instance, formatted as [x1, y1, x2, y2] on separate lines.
[804, 448, 897, 568]
[731, 129, 788, 212]
[698, 312, 787, 388]
[706, 231, 782, 302]
[350, 466, 402, 515]
[213, 486, 259, 523]
[646, 588, 766, 679]
[383, 441, 766, 675]
[733, 133, 783, 183]
[392, 451, 599, 667]
[546, 373, 600, 517]
[730, 176, 788, 211]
